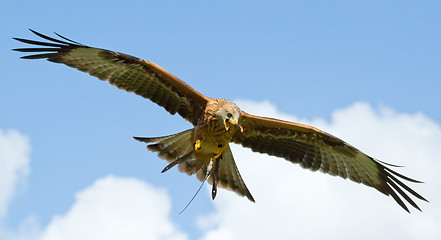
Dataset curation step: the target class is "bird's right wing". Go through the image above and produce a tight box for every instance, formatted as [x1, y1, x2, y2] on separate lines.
[13, 29, 209, 125]
[233, 111, 427, 212]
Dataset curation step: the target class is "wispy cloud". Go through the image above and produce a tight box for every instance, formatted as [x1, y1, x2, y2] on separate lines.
[0, 129, 32, 240]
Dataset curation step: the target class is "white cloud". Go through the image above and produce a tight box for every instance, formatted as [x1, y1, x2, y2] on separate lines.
[0, 129, 31, 219]
[0, 129, 32, 240]
[198, 100, 441, 240]
[39, 175, 187, 240]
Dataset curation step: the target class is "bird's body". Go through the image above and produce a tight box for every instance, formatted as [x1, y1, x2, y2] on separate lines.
[137, 98, 254, 201]
[14, 30, 427, 212]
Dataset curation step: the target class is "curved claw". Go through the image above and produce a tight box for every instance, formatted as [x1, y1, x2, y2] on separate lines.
[194, 139, 202, 151]
[214, 150, 222, 159]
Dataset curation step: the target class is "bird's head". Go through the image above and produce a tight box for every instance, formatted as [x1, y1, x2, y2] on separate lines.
[215, 100, 243, 133]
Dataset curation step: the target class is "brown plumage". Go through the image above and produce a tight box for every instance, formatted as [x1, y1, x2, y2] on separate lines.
[13, 30, 428, 212]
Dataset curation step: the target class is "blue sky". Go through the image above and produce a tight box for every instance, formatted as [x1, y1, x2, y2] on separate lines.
[1, 1, 441, 239]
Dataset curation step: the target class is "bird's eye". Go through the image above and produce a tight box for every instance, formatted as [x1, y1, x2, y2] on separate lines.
[226, 112, 233, 118]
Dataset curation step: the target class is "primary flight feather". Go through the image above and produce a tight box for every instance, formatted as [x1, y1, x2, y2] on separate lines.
[13, 29, 427, 212]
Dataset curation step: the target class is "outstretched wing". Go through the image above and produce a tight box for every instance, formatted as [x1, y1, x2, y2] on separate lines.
[233, 111, 428, 212]
[13, 29, 208, 125]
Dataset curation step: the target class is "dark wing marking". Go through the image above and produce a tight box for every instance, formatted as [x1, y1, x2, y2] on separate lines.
[233, 111, 428, 212]
[13, 29, 208, 125]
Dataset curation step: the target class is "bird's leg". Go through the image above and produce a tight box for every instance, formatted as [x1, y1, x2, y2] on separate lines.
[211, 153, 221, 200]
[210, 143, 224, 200]
[194, 139, 202, 151]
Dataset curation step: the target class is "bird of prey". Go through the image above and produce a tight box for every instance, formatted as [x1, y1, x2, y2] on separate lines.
[14, 30, 427, 212]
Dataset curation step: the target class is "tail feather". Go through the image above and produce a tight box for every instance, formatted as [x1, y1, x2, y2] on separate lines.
[134, 129, 194, 163]
[216, 145, 255, 202]
[134, 129, 200, 174]
[134, 131, 189, 144]
[134, 130, 255, 203]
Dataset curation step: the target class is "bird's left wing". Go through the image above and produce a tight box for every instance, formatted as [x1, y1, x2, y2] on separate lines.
[233, 111, 428, 212]
[13, 30, 208, 125]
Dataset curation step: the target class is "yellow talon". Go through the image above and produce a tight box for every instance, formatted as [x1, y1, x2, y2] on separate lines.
[194, 140, 202, 151]
[213, 148, 222, 159]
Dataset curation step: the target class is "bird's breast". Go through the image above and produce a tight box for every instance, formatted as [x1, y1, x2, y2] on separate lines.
[195, 119, 236, 150]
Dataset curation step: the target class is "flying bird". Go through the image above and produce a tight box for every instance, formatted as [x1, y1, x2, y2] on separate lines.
[13, 30, 427, 212]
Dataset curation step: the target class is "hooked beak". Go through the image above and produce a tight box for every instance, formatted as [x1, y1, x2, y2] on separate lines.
[225, 119, 243, 132]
